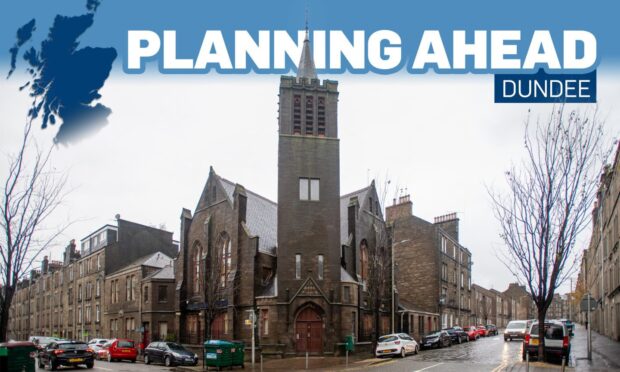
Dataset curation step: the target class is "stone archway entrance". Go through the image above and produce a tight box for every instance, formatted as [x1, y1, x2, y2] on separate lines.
[295, 307, 323, 353]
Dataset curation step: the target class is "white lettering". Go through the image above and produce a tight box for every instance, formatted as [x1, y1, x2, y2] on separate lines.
[127, 30, 161, 70]
[412, 30, 450, 69]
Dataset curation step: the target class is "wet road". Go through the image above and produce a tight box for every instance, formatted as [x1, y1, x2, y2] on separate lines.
[366, 333, 526, 372]
[36, 359, 174, 372]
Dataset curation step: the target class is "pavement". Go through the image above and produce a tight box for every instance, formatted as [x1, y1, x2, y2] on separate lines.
[570, 323, 620, 371]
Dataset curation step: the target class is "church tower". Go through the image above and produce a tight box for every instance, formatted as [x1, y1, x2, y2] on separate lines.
[276, 29, 341, 353]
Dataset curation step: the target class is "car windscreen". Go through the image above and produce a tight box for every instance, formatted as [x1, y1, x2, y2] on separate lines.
[59, 343, 88, 350]
[530, 324, 564, 339]
[378, 336, 397, 343]
[425, 332, 440, 338]
[167, 343, 186, 351]
[507, 321, 526, 329]
[118, 341, 134, 348]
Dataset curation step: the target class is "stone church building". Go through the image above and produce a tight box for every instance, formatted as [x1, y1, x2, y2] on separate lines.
[175, 33, 392, 355]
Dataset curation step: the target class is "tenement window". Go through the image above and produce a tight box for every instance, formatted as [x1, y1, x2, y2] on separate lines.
[158, 285, 168, 303]
[317, 255, 324, 280]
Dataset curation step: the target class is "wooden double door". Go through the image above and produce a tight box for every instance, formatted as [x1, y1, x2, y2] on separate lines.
[295, 307, 323, 353]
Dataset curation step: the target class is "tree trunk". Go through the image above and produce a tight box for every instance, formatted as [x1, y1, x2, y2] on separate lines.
[0, 286, 15, 342]
[537, 308, 545, 361]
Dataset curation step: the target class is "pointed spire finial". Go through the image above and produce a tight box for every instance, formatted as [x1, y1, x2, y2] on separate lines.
[305, 1, 309, 38]
[297, 2, 317, 79]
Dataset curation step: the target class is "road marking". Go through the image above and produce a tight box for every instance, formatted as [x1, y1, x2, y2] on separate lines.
[491, 362, 507, 372]
[413, 363, 443, 372]
[94, 367, 113, 371]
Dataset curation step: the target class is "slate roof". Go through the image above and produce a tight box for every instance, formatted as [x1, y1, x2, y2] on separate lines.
[339, 186, 371, 245]
[146, 264, 174, 280]
[340, 267, 357, 283]
[220, 178, 278, 254]
[109, 252, 173, 275]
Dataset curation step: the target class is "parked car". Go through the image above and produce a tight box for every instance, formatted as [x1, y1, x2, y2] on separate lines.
[106, 338, 137, 363]
[442, 327, 469, 344]
[29, 336, 62, 354]
[144, 341, 199, 366]
[87, 338, 109, 353]
[96, 341, 112, 360]
[476, 325, 489, 337]
[522, 320, 571, 362]
[504, 320, 529, 341]
[420, 331, 452, 349]
[463, 326, 479, 341]
[485, 324, 499, 336]
[37, 340, 95, 370]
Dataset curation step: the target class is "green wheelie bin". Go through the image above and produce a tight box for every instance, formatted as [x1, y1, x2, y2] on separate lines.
[204, 340, 233, 370]
[230, 340, 245, 368]
[0, 342, 37, 372]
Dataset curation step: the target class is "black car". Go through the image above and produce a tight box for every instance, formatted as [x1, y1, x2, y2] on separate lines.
[485, 324, 499, 336]
[144, 341, 198, 367]
[38, 340, 95, 370]
[443, 327, 469, 344]
[420, 331, 452, 349]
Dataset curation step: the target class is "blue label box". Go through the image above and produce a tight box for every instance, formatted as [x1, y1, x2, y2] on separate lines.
[494, 70, 596, 103]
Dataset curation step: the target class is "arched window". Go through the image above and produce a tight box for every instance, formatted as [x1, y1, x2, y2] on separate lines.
[217, 233, 232, 288]
[193, 243, 203, 294]
[360, 240, 369, 284]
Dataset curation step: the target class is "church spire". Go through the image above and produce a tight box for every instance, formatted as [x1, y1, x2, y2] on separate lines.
[297, 9, 317, 80]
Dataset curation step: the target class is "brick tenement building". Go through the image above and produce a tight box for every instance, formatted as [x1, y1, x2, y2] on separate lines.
[502, 282, 536, 321]
[577, 141, 620, 341]
[386, 195, 472, 337]
[175, 32, 392, 355]
[7, 218, 177, 342]
[105, 252, 176, 344]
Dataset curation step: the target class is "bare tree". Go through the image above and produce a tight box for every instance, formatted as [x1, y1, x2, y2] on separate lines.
[489, 106, 607, 361]
[202, 231, 234, 340]
[365, 176, 398, 345]
[0, 121, 69, 341]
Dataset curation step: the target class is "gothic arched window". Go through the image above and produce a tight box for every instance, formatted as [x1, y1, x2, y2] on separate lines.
[193, 242, 203, 294]
[360, 240, 369, 284]
[217, 233, 232, 288]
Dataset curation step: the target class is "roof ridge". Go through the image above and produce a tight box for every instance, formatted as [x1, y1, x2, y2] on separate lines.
[340, 185, 371, 200]
[219, 176, 277, 206]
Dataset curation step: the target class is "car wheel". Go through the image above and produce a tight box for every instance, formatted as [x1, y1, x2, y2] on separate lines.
[131, 359, 136, 363]
[50, 360, 58, 371]
[458, 337, 462, 344]
[165, 356, 172, 367]
[86, 361, 94, 369]
[415, 345, 419, 355]
[400, 348, 406, 358]
[144, 355, 150, 365]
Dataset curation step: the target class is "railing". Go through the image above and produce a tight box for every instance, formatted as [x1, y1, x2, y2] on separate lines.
[181, 332, 202, 345]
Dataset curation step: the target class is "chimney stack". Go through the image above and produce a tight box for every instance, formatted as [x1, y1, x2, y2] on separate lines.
[434, 212, 459, 241]
[41, 255, 49, 274]
[386, 193, 412, 223]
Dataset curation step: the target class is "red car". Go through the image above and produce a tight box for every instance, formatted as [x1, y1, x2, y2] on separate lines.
[106, 339, 137, 363]
[476, 325, 489, 337]
[463, 326, 479, 341]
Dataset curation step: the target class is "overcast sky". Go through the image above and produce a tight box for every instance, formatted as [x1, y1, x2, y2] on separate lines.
[1, 71, 619, 294]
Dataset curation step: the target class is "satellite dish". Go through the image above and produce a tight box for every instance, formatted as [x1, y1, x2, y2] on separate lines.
[115, 214, 121, 220]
